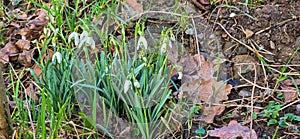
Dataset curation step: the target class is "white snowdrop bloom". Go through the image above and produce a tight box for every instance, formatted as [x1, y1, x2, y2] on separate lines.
[142, 57, 147, 62]
[170, 32, 175, 41]
[168, 40, 172, 48]
[68, 32, 79, 45]
[178, 72, 183, 80]
[161, 43, 167, 53]
[52, 52, 62, 63]
[105, 67, 108, 73]
[80, 31, 89, 41]
[78, 37, 95, 49]
[137, 36, 148, 50]
[134, 81, 140, 88]
[124, 80, 132, 94]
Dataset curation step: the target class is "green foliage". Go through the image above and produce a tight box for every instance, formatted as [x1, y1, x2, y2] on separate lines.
[258, 101, 300, 128]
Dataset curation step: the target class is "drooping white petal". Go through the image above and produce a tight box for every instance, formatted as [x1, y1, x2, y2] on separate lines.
[168, 40, 172, 48]
[137, 36, 148, 50]
[68, 32, 79, 45]
[52, 52, 62, 63]
[178, 72, 183, 80]
[161, 43, 167, 53]
[134, 81, 140, 88]
[80, 31, 89, 41]
[78, 37, 95, 49]
[85, 37, 95, 49]
[170, 33, 175, 41]
[124, 80, 132, 94]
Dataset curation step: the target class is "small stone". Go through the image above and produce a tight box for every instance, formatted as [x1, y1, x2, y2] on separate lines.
[222, 33, 228, 38]
[296, 104, 300, 112]
[209, 34, 215, 39]
[238, 90, 252, 97]
[270, 41, 275, 49]
[229, 13, 236, 18]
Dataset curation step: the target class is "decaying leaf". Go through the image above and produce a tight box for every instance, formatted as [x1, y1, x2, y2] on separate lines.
[15, 39, 31, 50]
[244, 29, 254, 38]
[1, 9, 49, 66]
[126, 0, 143, 13]
[32, 64, 42, 79]
[0, 51, 9, 64]
[199, 105, 225, 123]
[18, 50, 32, 67]
[280, 85, 298, 103]
[169, 38, 232, 123]
[209, 120, 258, 139]
[282, 78, 300, 86]
[0, 42, 19, 64]
[197, 60, 214, 81]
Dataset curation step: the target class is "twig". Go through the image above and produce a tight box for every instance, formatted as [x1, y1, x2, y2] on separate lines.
[189, 0, 207, 11]
[191, 17, 202, 67]
[215, 22, 268, 62]
[280, 99, 300, 111]
[238, 72, 297, 93]
[255, 17, 299, 35]
[250, 63, 257, 138]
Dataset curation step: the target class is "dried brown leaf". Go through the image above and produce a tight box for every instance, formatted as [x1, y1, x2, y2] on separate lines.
[180, 54, 198, 74]
[245, 29, 254, 38]
[197, 60, 214, 81]
[282, 79, 300, 86]
[32, 64, 42, 79]
[126, 0, 143, 13]
[280, 85, 298, 103]
[16, 27, 31, 39]
[180, 78, 201, 99]
[15, 39, 31, 50]
[197, 79, 214, 102]
[3, 42, 19, 54]
[209, 120, 258, 139]
[0, 42, 19, 64]
[198, 105, 225, 123]
[0, 51, 9, 64]
[18, 50, 32, 67]
[213, 81, 232, 103]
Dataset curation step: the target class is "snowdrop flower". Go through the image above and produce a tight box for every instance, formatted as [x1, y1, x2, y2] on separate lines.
[52, 52, 62, 63]
[161, 43, 167, 53]
[78, 37, 95, 49]
[80, 31, 89, 41]
[68, 32, 79, 46]
[178, 72, 183, 80]
[168, 40, 172, 48]
[134, 81, 140, 88]
[169, 32, 175, 41]
[124, 80, 132, 94]
[137, 36, 148, 50]
[105, 67, 108, 73]
[142, 57, 147, 62]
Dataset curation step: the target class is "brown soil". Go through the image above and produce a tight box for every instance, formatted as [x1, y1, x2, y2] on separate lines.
[207, 0, 300, 138]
